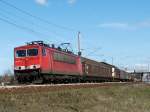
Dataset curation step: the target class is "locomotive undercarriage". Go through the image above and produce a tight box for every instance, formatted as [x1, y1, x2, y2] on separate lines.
[14, 69, 43, 84]
[15, 69, 125, 84]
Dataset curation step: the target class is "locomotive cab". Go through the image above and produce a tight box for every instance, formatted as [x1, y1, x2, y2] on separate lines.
[14, 46, 40, 71]
[14, 41, 46, 82]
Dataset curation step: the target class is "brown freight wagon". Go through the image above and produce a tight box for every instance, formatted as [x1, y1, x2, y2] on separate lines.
[114, 67, 121, 79]
[101, 62, 120, 79]
[81, 57, 114, 82]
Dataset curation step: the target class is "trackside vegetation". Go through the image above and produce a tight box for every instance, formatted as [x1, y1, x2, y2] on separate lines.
[0, 84, 150, 112]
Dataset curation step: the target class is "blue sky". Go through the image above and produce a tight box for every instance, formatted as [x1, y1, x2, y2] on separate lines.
[0, 0, 150, 74]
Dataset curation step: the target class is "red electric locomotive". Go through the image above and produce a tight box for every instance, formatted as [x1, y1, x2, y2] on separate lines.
[14, 41, 132, 83]
[14, 41, 82, 83]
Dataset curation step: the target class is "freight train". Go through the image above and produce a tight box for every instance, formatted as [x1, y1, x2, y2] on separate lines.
[14, 41, 133, 83]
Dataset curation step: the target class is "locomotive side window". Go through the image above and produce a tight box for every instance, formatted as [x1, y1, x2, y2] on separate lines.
[16, 50, 26, 57]
[53, 52, 76, 64]
[42, 48, 46, 56]
[27, 49, 38, 56]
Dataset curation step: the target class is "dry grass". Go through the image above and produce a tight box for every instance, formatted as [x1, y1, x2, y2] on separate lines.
[0, 84, 150, 112]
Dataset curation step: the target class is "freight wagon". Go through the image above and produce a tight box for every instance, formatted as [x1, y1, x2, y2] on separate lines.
[81, 58, 113, 82]
[120, 70, 131, 81]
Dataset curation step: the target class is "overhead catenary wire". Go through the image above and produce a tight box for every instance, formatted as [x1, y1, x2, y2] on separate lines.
[0, 7, 66, 42]
[0, 9, 79, 52]
[0, 0, 77, 32]
[0, 16, 51, 39]
[84, 47, 102, 57]
[0, 0, 82, 53]
[0, 9, 78, 52]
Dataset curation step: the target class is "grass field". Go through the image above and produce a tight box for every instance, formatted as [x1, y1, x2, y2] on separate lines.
[0, 84, 150, 112]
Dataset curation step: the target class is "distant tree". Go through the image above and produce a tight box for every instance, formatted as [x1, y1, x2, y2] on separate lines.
[3, 69, 13, 76]
[0, 76, 2, 83]
[1, 69, 15, 84]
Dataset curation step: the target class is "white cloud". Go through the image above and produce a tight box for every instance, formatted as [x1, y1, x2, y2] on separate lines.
[137, 21, 150, 27]
[34, 0, 76, 6]
[35, 0, 48, 6]
[99, 23, 129, 29]
[68, 0, 77, 5]
[134, 64, 149, 72]
[98, 20, 150, 30]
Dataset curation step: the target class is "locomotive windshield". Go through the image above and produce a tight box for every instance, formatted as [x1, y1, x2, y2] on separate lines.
[16, 49, 38, 57]
[27, 49, 38, 56]
[16, 50, 26, 57]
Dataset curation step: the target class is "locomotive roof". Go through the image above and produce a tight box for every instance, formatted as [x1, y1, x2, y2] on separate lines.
[101, 62, 115, 67]
[15, 41, 75, 55]
[26, 41, 50, 48]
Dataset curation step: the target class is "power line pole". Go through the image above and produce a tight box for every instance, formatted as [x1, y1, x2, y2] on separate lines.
[78, 31, 81, 56]
[111, 57, 114, 65]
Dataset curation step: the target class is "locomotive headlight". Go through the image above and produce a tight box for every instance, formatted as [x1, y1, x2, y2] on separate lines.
[14, 66, 26, 70]
[28, 65, 40, 69]
[15, 65, 40, 70]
